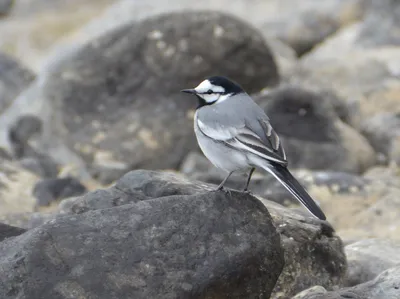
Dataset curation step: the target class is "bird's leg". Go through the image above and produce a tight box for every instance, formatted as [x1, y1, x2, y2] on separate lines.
[243, 167, 255, 192]
[216, 171, 233, 191]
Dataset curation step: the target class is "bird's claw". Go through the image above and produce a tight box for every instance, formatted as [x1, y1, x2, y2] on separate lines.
[215, 186, 232, 196]
[242, 188, 252, 195]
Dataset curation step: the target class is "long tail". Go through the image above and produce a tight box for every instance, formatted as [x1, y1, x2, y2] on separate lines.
[261, 162, 326, 220]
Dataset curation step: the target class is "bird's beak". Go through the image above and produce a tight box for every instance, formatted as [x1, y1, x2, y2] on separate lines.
[180, 89, 197, 94]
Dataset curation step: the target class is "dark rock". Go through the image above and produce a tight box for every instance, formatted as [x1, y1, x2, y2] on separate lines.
[8, 114, 42, 147]
[60, 170, 347, 299]
[8, 114, 43, 158]
[256, 85, 376, 173]
[7, 115, 60, 178]
[0, 53, 35, 114]
[0, 186, 284, 299]
[33, 177, 87, 208]
[294, 266, 400, 299]
[0, 0, 13, 16]
[6, 11, 279, 184]
[0, 222, 25, 243]
[360, 112, 400, 161]
[345, 239, 400, 287]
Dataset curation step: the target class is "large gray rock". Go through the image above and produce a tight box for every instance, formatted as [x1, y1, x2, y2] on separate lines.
[0, 184, 284, 299]
[345, 239, 400, 287]
[255, 85, 376, 173]
[0, 11, 279, 184]
[294, 266, 400, 299]
[0, 53, 35, 115]
[44, 0, 365, 70]
[59, 170, 347, 299]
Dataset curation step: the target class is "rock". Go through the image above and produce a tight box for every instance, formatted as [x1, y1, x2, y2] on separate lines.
[260, 0, 366, 56]
[255, 85, 376, 173]
[360, 112, 400, 162]
[32, 177, 87, 208]
[345, 239, 400, 287]
[7, 114, 60, 178]
[0, 222, 25, 243]
[0, 11, 279, 184]
[8, 114, 42, 146]
[18, 156, 59, 178]
[48, 0, 365, 70]
[292, 286, 328, 299]
[0, 185, 284, 298]
[0, 0, 116, 71]
[0, 53, 35, 115]
[357, 0, 400, 47]
[291, 0, 400, 128]
[294, 266, 400, 299]
[60, 170, 346, 299]
[0, 0, 13, 16]
[8, 114, 43, 158]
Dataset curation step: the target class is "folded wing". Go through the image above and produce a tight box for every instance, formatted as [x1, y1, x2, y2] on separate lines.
[196, 117, 287, 165]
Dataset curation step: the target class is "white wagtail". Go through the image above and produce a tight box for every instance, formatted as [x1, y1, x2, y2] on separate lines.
[181, 76, 326, 220]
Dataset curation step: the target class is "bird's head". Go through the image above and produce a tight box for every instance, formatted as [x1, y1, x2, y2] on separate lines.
[181, 76, 244, 108]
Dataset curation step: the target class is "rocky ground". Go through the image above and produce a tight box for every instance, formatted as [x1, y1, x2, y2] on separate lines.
[0, 0, 399, 298]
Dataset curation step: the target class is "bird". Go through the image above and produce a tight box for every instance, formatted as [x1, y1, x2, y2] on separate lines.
[181, 76, 326, 220]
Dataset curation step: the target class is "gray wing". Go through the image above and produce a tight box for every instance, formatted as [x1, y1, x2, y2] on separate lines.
[197, 95, 287, 165]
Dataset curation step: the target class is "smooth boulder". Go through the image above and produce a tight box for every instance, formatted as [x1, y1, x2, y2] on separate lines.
[59, 170, 347, 299]
[1, 11, 279, 184]
[0, 186, 283, 299]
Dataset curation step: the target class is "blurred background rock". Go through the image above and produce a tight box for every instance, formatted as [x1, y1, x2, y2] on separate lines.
[0, 0, 399, 298]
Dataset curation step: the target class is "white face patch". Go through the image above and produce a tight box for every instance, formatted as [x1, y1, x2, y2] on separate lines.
[194, 79, 225, 93]
[194, 79, 226, 104]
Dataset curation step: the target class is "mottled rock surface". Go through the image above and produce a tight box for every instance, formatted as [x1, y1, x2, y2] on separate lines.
[60, 170, 346, 299]
[0, 182, 284, 299]
[0, 11, 279, 184]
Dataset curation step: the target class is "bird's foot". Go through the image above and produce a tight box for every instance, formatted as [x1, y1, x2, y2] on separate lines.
[215, 185, 232, 196]
[242, 188, 252, 195]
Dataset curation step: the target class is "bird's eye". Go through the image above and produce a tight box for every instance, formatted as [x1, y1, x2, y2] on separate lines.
[206, 89, 213, 94]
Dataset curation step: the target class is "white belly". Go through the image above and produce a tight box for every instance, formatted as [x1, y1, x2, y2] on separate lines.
[194, 112, 251, 173]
